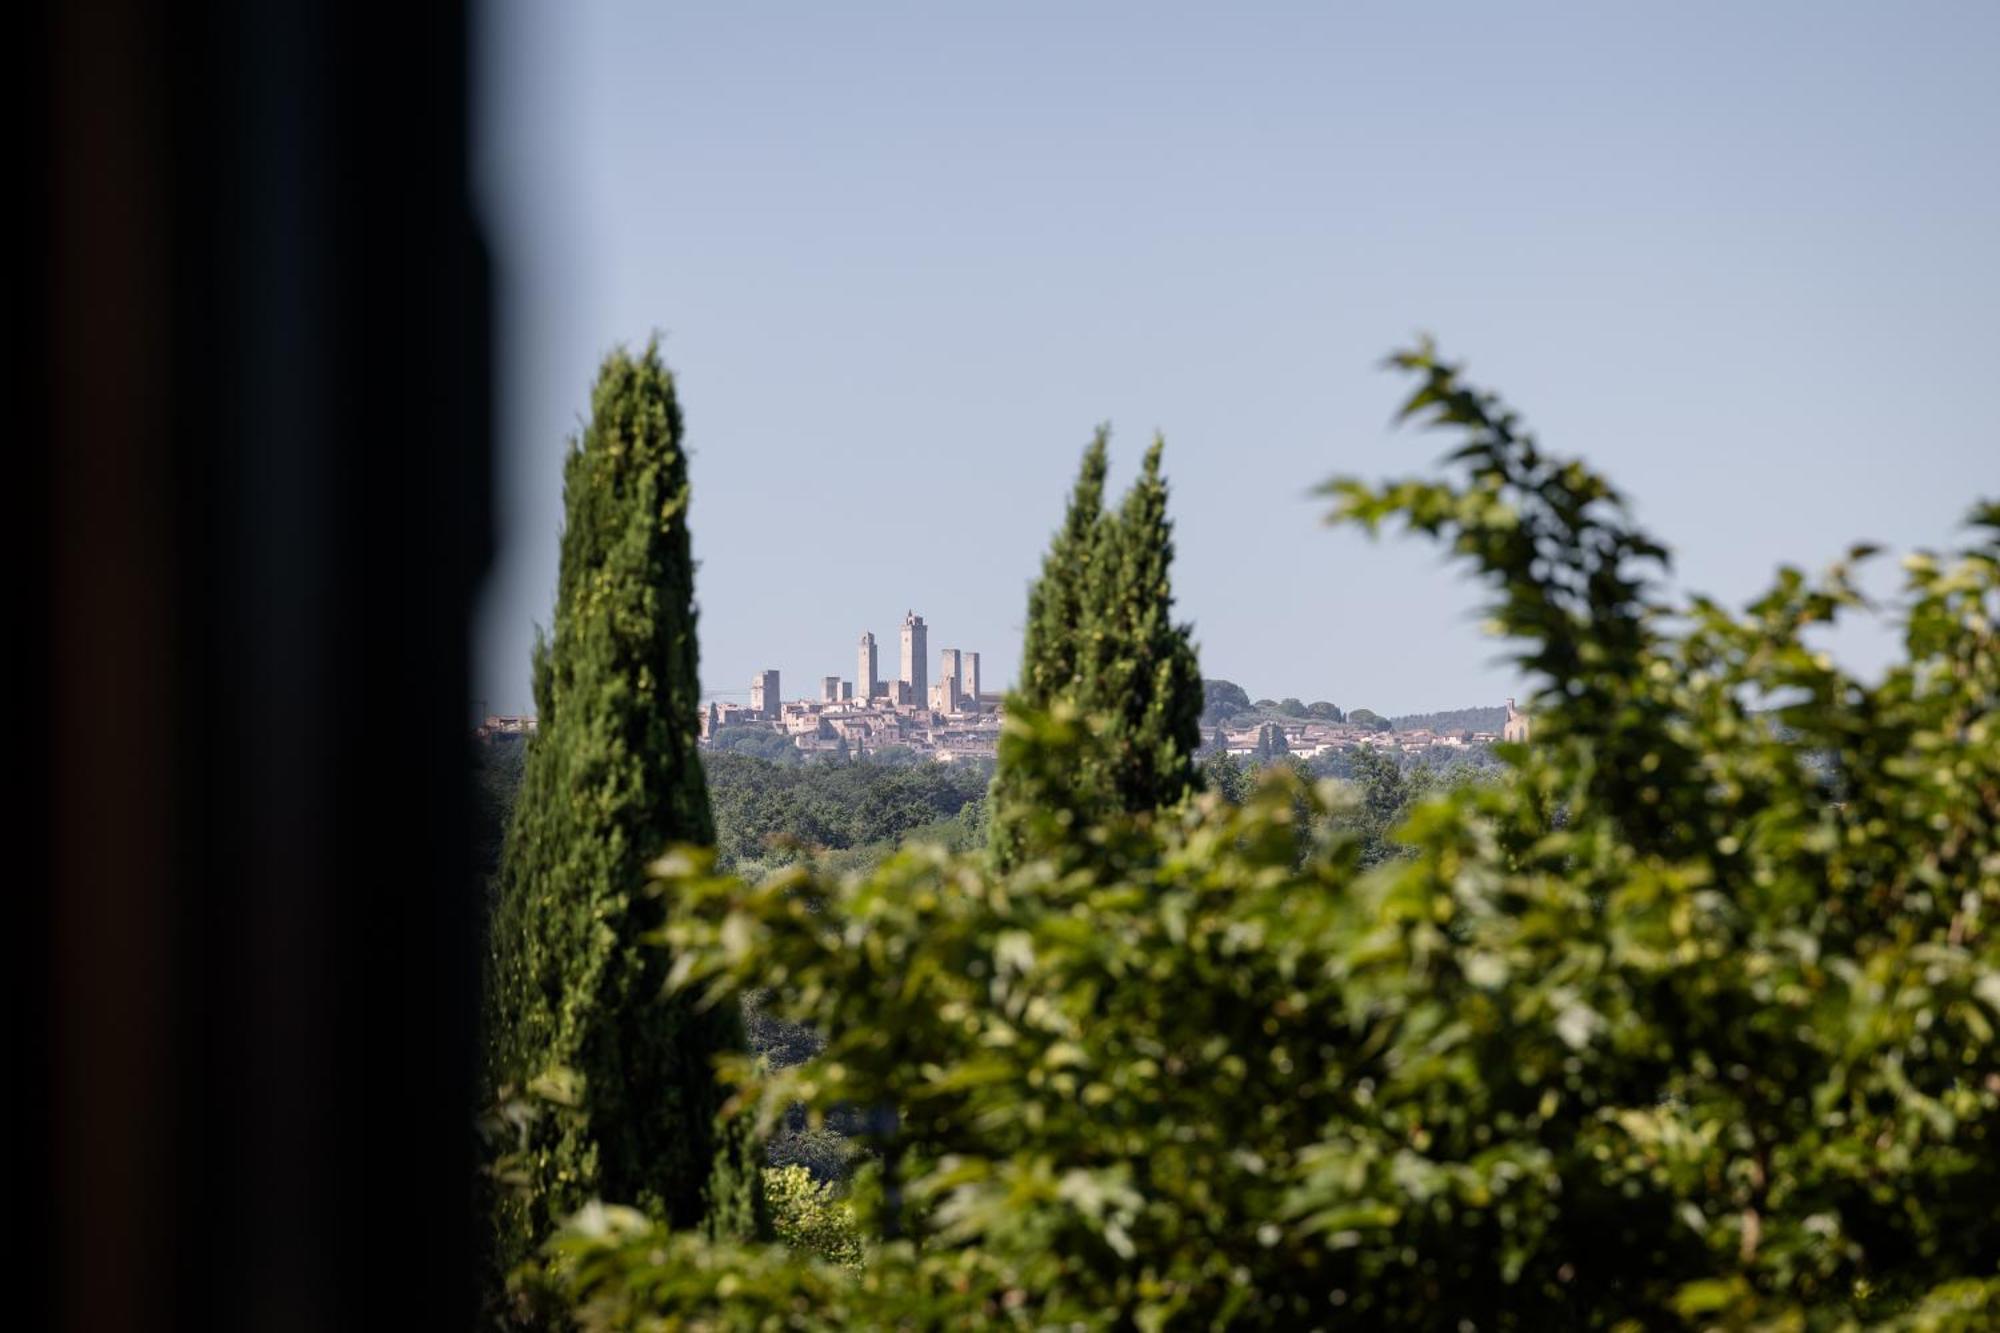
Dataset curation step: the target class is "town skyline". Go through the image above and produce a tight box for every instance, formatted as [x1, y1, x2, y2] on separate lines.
[698, 607, 1002, 761]
[685, 602, 1466, 720]
[682, 600, 1531, 765]
[699, 608, 988, 711]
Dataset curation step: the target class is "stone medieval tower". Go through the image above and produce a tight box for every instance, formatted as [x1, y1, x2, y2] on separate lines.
[900, 610, 928, 707]
[857, 631, 879, 701]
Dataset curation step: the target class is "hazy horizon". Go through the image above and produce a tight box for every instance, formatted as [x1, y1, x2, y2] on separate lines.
[474, 1, 1997, 718]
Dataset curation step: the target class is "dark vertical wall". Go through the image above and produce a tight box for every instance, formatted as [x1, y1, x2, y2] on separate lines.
[30, 1, 491, 1328]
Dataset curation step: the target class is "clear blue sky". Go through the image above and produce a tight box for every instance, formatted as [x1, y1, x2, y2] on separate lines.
[473, 1, 1997, 717]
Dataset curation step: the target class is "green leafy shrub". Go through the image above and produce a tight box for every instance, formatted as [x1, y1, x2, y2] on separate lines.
[535, 345, 1998, 1329]
[764, 1165, 866, 1269]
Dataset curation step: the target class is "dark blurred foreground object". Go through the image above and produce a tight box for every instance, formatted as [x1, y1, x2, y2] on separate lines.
[29, 1, 489, 1328]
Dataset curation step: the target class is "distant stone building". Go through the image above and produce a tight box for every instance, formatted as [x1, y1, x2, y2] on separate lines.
[857, 631, 879, 701]
[781, 704, 830, 737]
[963, 651, 981, 706]
[1503, 697, 1532, 743]
[900, 610, 928, 707]
[938, 647, 964, 713]
[751, 669, 781, 719]
[705, 701, 756, 736]
[821, 675, 842, 703]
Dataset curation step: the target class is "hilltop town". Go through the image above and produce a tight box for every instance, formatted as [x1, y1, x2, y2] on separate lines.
[475, 607, 1536, 764]
[656, 608, 1534, 765]
[701, 611, 1004, 761]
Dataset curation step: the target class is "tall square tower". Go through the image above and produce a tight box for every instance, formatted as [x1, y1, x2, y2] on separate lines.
[939, 647, 963, 712]
[750, 669, 781, 718]
[900, 611, 927, 707]
[857, 631, 878, 702]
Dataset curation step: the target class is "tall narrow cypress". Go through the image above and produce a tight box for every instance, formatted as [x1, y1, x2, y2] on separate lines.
[485, 341, 756, 1275]
[987, 431, 1111, 867]
[1020, 427, 1111, 707]
[989, 429, 1202, 865]
[1080, 437, 1203, 813]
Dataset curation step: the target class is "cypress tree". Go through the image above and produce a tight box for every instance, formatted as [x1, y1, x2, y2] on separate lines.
[987, 431, 1110, 866]
[1080, 437, 1203, 813]
[989, 430, 1202, 864]
[1019, 427, 1111, 707]
[485, 341, 757, 1275]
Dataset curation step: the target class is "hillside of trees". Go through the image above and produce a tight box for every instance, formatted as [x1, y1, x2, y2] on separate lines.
[1387, 704, 1507, 734]
[1201, 681, 1348, 727]
[480, 341, 1999, 1330]
[1201, 686, 1506, 737]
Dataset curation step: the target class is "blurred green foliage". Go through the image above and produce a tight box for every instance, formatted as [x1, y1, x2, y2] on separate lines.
[1205, 745, 1501, 874]
[530, 344, 1999, 1329]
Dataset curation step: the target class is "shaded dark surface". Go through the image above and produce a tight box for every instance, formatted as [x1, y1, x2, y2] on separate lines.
[30, 1, 490, 1327]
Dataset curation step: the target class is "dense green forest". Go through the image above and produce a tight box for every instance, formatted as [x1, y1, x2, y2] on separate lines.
[474, 744, 991, 884]
[481, 342, 1999, 1330]
[704, 753, 990, 876]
